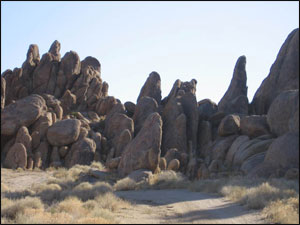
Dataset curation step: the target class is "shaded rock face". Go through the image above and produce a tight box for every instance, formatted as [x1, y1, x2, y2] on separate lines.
[4, 143, 27, 169]
[46, 119, 81, 146]
[240, 115, 270, 138]
[1, 94, 47, 136]
[132, 96, 158, 136]
[218, 56, 248, 115]
[218, 114, 240, 137]
[264, 132, 299, 170]
[251, 28, 299, 115]
[65, 137, 96, 168]
[197, 99, 218, 121]
[137, 71, 162, 105]
[267, 90, 299, 136]
[118, 112, 162, 177]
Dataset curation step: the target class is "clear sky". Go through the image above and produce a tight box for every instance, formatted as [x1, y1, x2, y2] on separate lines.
[1, 1, 299, 104]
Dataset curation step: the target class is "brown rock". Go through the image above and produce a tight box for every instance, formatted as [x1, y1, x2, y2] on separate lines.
[240, 152, 266, 175]
[267, 90, 299, 136]
[264, 132, 299, 170]
[4, 143, 27, 169]
[218, 114, 240, 137]
[224, 135, 249, 169]
[124, 101, 136, 117]
[133, 96, 158, 136]
[36, 141, 50, 169]
[137, 71, 162, 105]
[218, 56, 248, 115]
[240, 115, 270, 138]
[164, 148, 181, 165]
[1, 94, 47, 135]
[104, 113, 134, 140]
[48, 40, 61, 61]
[27, 157, 34, 170]
[54, 51, 81, 98]
[58, 146, 69, 158]
[114, 129, 132, 157]
[197, 99, 218, 121]
[106, 157, 121, 169]
[46, 119, 81, 146]
[31, 131, 41, 150]
[15, 126, 32, 157]
[95, 96, 118, 116]
[65, 137, 96, 168]
[251, 28, 299, 115]
[167, 159, 180, 171]
[210, 135, 238, 162]
[50, 147, 60, 164]
[159, 157, 167, 170]
[60, 90, 76, 115]
[34, 151, 42, 169]
[118, 112, 162, 177]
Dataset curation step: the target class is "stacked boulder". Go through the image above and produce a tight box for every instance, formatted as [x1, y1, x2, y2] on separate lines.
[1, 28, 299, 181]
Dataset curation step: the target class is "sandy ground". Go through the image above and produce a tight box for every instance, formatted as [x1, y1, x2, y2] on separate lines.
[1, 169, 265, 224]
[114, 189, 265, 224]
[1, 168, 53, 192]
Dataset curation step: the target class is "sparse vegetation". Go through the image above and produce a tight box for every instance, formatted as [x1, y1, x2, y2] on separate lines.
[1, 162, 130, 224]
[1, 164, 299, 224]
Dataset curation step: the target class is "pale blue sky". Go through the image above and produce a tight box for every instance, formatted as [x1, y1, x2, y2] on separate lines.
[1, 1, 299, 104]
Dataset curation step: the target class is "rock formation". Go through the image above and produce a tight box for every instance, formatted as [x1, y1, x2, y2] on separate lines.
[1, 29, 298, 181]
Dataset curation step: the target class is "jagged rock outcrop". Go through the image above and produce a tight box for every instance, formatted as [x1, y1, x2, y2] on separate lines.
[133, 96, 158, 136]
[251, 28, 299, 115]
[137, 71, 162, 105]
[218, 56, 248, 115]
[118, 112, 162, 177]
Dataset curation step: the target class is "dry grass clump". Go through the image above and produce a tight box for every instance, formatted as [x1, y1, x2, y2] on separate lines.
[114, 170, 190, 191]
[262, 197, 299, 224]
[1, 161, 130, 224]
[189, 177, 299, 224]
[1, 197, 44, 220]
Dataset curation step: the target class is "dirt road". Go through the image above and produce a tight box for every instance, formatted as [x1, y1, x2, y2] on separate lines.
[1, 169, 265, 224]
[115, 189, 265, 224]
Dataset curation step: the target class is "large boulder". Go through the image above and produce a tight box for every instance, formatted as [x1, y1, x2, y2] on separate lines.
[267, 90, 299, 136]
[65, 137, 96, 168]
[240, 115, 270, 138]
[54, 51, 81, 98]
[4, 143, 27, 169]
[251, 28, 299, 115]
[1, 94, 47, 136]
[218, 56, 248, 115]
[46, 119, 81, 146]
[118, 112, 162, 177]
[137, 71, 162, 105]
[264, 132, 299, 170]
[15, 126, 32, 157]
[218, 114, 240, 136]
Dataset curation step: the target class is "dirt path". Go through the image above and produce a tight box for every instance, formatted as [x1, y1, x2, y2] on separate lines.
[115, 189, 265, 224]
[1, 169, 265, 224]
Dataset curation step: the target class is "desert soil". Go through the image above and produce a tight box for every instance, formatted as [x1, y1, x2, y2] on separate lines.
[1, 169, 265, 224]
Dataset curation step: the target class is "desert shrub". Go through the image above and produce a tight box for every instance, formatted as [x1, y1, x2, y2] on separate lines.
[1, 197, 44, 220]
[262, 197, 299, 224]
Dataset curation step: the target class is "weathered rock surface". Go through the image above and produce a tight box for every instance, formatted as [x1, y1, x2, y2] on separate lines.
[251, 28, 299, 115]
[218, 56, 248, 115]
[65, 137, 96, 168]
[267, 90, 299, 136]
[4, 143, 27, 169]
[264, 132, 299, 170]
[218, 114, 240, 136]
[137, 71, 162, 105]
[118, 112, 162, 177]
[133, 96, 158, 136]
[15, 126, 32, 157]
[240, 115, 270, 138]
[197, 99, 218, 121]
[1, 94, 47, 135]
[46, 119, 81, 146]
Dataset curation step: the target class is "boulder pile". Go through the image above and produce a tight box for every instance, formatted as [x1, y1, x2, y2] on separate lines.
[1, 28, 299, 180]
